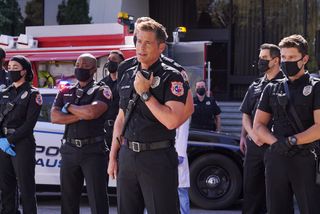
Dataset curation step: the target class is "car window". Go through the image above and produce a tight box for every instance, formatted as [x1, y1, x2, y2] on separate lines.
[38, 94, 56, 122]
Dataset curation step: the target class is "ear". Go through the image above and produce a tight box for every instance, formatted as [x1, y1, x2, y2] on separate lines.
[20, 69, 27, 77]
[159, 43, 166, 53]
[302, 55, 309, 64]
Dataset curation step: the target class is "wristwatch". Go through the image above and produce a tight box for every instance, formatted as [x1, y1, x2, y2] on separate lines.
[287, 135, 298, 146]
[140, 91, 152, 102]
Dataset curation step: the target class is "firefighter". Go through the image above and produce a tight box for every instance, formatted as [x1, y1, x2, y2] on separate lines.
[0, 55, 42, 214]
[51, 53, 111, 214]
[0, 47, 9, 89]
[100, 50, 125, 147]
[190, 80, 221, 131]
[254, 34, 320, 214]
[108, 19, 190, 214]
[240, 43, 283, 214]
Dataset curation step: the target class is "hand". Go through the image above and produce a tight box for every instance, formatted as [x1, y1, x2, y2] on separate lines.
[178, 156, 184, 165]
[239, 136, 247, 155]
[270, 136, 291, 155]
[108, 157, 118, 179]
[61, 102, 70, 114]
[134, 71, 153, 96]
[0, 138, 16, 156]
[249, 132, 264, 146]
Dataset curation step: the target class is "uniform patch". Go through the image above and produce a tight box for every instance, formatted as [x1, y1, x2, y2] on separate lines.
[303, 85, 312, 96]
[103, 87, 112, 99]
[21, 91, 28, 99]
[180, 70, 189, 82]
[35, 94, 43, 105]
[170, 81, 184, 97]
[151, 76, 160, 89]
[87, 88, 95, 95]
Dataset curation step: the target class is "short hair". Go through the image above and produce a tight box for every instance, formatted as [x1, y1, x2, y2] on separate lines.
[260, 43, 280, 59]
[278, 34, 308, 56]
[109, 50, 125, 61]
[0, 47, 5, 59]
[135, 20, 168, 44]
[196, 79, 206, 86]
[77, 53, 97, 68]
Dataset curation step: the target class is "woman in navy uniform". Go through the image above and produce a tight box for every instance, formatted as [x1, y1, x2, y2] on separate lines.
[0, 55, 42, 214]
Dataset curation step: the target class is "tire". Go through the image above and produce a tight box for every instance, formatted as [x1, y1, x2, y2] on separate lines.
[189, 153, 242, 209]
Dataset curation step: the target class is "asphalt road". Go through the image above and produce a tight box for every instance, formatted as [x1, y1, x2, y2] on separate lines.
[36, 195, 243, 214]
[35, 195, 300, 214]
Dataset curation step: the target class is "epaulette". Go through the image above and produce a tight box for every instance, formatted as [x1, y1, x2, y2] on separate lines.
[309, 75, 320, 87]
[161, 63, 180, 74]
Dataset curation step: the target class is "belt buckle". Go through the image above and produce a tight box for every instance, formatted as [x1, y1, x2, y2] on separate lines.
[75, 139, 82, 148]
[132, 142, 140, 152]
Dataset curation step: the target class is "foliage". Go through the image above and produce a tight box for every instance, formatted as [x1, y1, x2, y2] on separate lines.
[57, 0, 92, 25]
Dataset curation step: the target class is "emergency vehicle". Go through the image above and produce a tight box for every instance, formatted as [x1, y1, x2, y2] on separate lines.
[0, 20, 243, 209]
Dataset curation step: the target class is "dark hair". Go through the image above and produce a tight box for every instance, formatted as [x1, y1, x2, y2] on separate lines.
[260, 43, 280, 59]
[109, 50, 125, 61]
[10, 55, 33, 82]
[0, 47, 5, 59]
[136, 20, 168, 44]
[278, 34, 308, 56]
[196, 79, 206, 86]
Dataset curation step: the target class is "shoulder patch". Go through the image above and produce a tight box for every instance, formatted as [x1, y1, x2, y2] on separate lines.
[35, 93, 43, 105]
[170, 81, 184, 97]
[103, 87, 112, 100]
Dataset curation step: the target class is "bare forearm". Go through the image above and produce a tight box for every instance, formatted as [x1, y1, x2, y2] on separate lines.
[242, 114, 253, 137]
[145, 96, 185, 130]
[109, 111, 124, 160]
[51, 109, 80, 124]
[295, 124, 320, 145]
[254, 122, 277, 145]
[240, 126, 247, 138]
[181, 90, 194, 122]
[68, 102, 107, 120]
[215, 115, 221, 131]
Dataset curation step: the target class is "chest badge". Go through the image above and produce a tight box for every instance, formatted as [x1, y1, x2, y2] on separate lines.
[21, 91, 29, 99]
[303, 85, 312, 96]
[206, 101, 211, 105]
[103, 87, 113, 100]
[35, 94, 43, 105]
[151, 76, 160, 89]
[87, 88, 95, 95]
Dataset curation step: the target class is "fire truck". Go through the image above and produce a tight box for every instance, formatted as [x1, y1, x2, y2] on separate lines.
[1, 22, 136, 87]
[0, 21, 243, 210]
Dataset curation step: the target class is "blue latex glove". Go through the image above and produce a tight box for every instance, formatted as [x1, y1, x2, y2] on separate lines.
[61, 103, 70, 114]
[0, 138, 16, 156]
[178, 156, 184, 165]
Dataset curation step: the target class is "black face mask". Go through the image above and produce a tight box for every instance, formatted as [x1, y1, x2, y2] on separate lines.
[75, 68, 92, 82]
[107, 61, 118, 73]
[281, 58, 303, 77]
[196, 87, 206, 96]
[8, 70, 23, 82]
[258, 59, 270, 74]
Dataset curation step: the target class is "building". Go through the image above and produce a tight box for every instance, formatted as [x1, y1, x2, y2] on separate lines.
[16, 0, 320, 101]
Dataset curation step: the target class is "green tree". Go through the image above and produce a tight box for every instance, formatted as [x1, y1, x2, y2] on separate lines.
[0, 0, 24, 35]
[24, 0, 44, 26]
[57, 0, 92, 25]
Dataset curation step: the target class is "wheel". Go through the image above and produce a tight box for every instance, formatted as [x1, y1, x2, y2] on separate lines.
[189, 153, 242, 209]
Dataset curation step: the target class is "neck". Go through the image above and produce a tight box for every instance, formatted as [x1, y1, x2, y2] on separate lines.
[288, 69, 305, 82]
[197, 94, 205, 101]
[110, 72, 117, 81]
[140, 58, 159, 70]
[13, 79, 26, 88]
[265, 66, 280, 80]
[79, 78, 93, 88]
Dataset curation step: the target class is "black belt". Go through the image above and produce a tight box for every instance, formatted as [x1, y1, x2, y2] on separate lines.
[64, 136, 105, 148]
[124, 139, 173, 152]
[2, 127, 16, 135]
